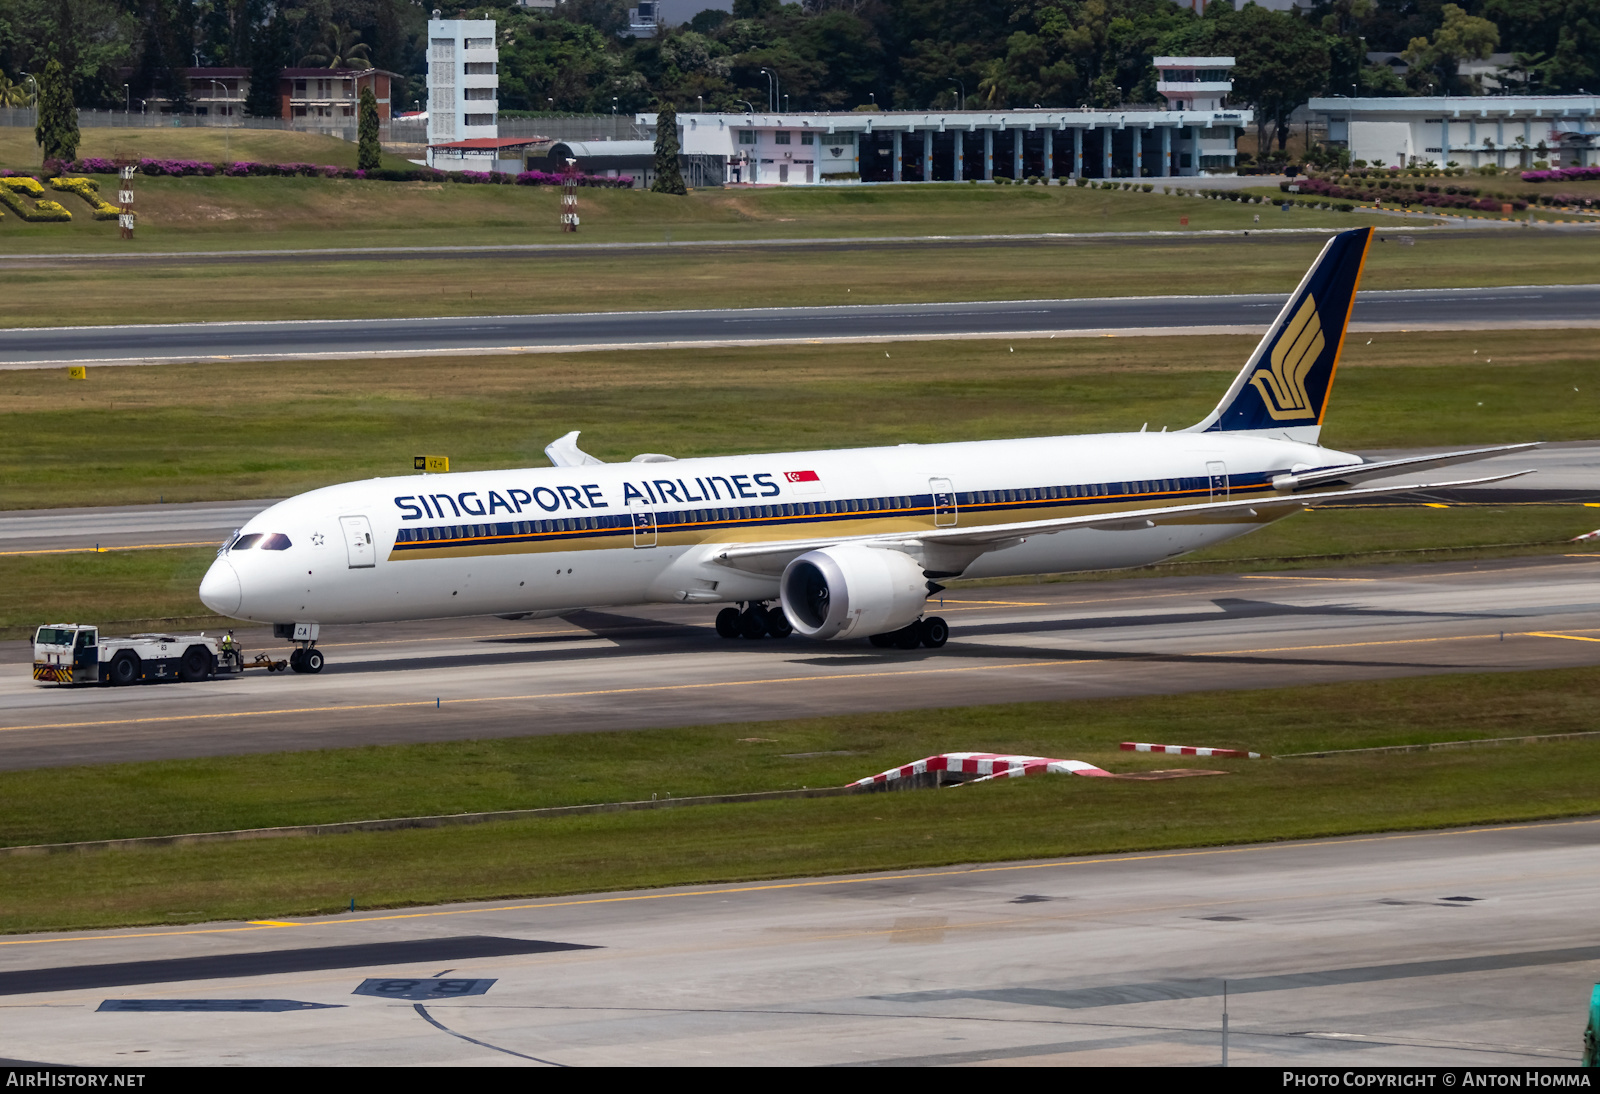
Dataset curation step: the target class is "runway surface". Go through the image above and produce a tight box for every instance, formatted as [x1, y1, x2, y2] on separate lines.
[3, 442, 1592, 555]
[2, 817, 1596, 1066]
[5, 554, 1600, 771]
[3, 285, 1598, 367]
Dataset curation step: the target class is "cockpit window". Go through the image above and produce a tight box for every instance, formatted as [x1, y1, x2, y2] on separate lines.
[230, 533, 291, 551]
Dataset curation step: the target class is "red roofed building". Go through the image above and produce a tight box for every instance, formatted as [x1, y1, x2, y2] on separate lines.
[277, 68, 401, 125]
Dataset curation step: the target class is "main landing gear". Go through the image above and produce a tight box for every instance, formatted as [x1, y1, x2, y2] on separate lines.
[868, 616, 948, 650]
[716, 602, 791, 640]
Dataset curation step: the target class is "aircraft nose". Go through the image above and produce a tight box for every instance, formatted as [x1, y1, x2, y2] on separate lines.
[199, 558, 242, 616]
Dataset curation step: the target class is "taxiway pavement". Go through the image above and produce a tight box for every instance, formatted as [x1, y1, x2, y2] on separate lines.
[3, 285, 1597, 367]
[4, 555, 1600, 771]
[1, 817, 1595, 1066]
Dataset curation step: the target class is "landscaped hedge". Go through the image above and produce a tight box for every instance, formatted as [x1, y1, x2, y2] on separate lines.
[1283, 175, 1528, 212]
[1521, 166, 1600, 183]
[49, 176, 120, 220]
[0, 176, 73, 221]
[58, 157, 632, 188]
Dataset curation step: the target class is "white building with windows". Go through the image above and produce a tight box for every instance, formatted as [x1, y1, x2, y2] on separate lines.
[427, 17, 499, 161]
[644, 102, 1249, 185]
[1309, 95, 1599, 169]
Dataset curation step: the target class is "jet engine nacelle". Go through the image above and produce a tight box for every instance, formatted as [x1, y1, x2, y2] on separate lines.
[780, 545, 929, 641]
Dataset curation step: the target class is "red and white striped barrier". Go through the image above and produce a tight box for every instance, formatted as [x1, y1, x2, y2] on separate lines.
[851, 752, 1112, 788]
[1120, 742, 1260, 759]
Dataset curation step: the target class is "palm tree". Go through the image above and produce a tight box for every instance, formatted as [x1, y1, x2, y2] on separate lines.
[299, 23, 373, 69]
[0, 70, 32, 107]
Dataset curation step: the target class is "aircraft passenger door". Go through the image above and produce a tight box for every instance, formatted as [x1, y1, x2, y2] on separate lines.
[631, 506, 657, 548]
[930, 477, 958, 527]
[340, 515, 376, 568]
[1207, 461, 1229, 501]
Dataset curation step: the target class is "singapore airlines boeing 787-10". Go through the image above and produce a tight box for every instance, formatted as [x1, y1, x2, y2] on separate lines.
[199, 227, 1534, 673]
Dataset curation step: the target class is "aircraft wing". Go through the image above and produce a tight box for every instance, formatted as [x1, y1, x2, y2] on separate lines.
[1272, 442, 1540, 492]
[709, 470, 1533, 575]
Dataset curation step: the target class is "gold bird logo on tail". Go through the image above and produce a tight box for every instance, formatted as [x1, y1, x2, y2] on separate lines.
[1248, 294, 1325, 421]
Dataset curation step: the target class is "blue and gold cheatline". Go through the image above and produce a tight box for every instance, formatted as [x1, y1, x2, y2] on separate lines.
[388, 469, 1284, 560]
[1206, 226, 1372, 432]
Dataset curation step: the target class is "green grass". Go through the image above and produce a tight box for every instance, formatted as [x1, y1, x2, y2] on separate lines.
[1, 330, 1594, 511]
[5, 231, 1598, 329]
[3, 667, 1598, 932]
[6, 503, 1594, 641]
[0, 127, 419, 175]
[0, 172, 1397, 254]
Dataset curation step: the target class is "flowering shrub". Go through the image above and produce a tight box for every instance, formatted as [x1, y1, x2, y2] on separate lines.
[1283, 176, 1526, 213]
[65, 156, 632, 187]
[0, 177, 73, 221]
[1521, 166, 1600, 183]
[50, 176, 121, 220]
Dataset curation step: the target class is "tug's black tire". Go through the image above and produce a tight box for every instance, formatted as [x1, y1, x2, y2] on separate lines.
[107, 651, 140, 687]
[715, 607, 741, 639]
[178, 645, 210, 683]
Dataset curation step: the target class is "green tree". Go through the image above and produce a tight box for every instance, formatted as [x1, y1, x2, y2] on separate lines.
[651, 100, 686, 194]
[34, 57, 77, 165]
[1201, 6, 1332, 152]
[246, 12, 287, 118]
[357, 84, 381, 170]
[0, 69, 31, 106]
[1400, 4, 1500, 93]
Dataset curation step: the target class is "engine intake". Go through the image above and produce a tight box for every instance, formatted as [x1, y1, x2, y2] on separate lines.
[780, 545, 929, 641]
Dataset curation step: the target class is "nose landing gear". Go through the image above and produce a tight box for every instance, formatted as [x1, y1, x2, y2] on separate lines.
[287, 644, 324, 674]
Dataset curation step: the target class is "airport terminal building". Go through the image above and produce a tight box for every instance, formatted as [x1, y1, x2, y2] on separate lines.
[639, 59, 1248, 185]
[641, 106, 1249, 185]
[1309, 95, 1599, 170]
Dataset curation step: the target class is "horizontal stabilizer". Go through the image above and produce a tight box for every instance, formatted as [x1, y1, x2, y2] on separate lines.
[1272, 442, 1542, 492]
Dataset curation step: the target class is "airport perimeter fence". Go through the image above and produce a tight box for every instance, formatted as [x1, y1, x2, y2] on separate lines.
[0, 107, 650, 144]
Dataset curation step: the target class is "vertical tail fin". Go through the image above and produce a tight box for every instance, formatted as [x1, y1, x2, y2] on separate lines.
[1185, 226, 1373, 443]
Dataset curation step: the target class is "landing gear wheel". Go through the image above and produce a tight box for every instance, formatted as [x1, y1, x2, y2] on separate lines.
[108, 651, 140, 686]
[868, 633, 895, 648]
[764, 606, 792, 638]
[288, 648, 306, 673]
[738, 607, 769, 640]
[893, 624, 922, 650]
[715, 607, 741, 639]
[920, 616, 949, 649]
[301, 648, 324, 674]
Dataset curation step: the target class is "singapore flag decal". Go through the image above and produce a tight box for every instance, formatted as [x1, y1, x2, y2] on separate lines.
[785, 469, 825, 494]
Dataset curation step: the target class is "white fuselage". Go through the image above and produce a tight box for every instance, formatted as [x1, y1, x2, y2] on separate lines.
[199, 430, 1355, 627]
